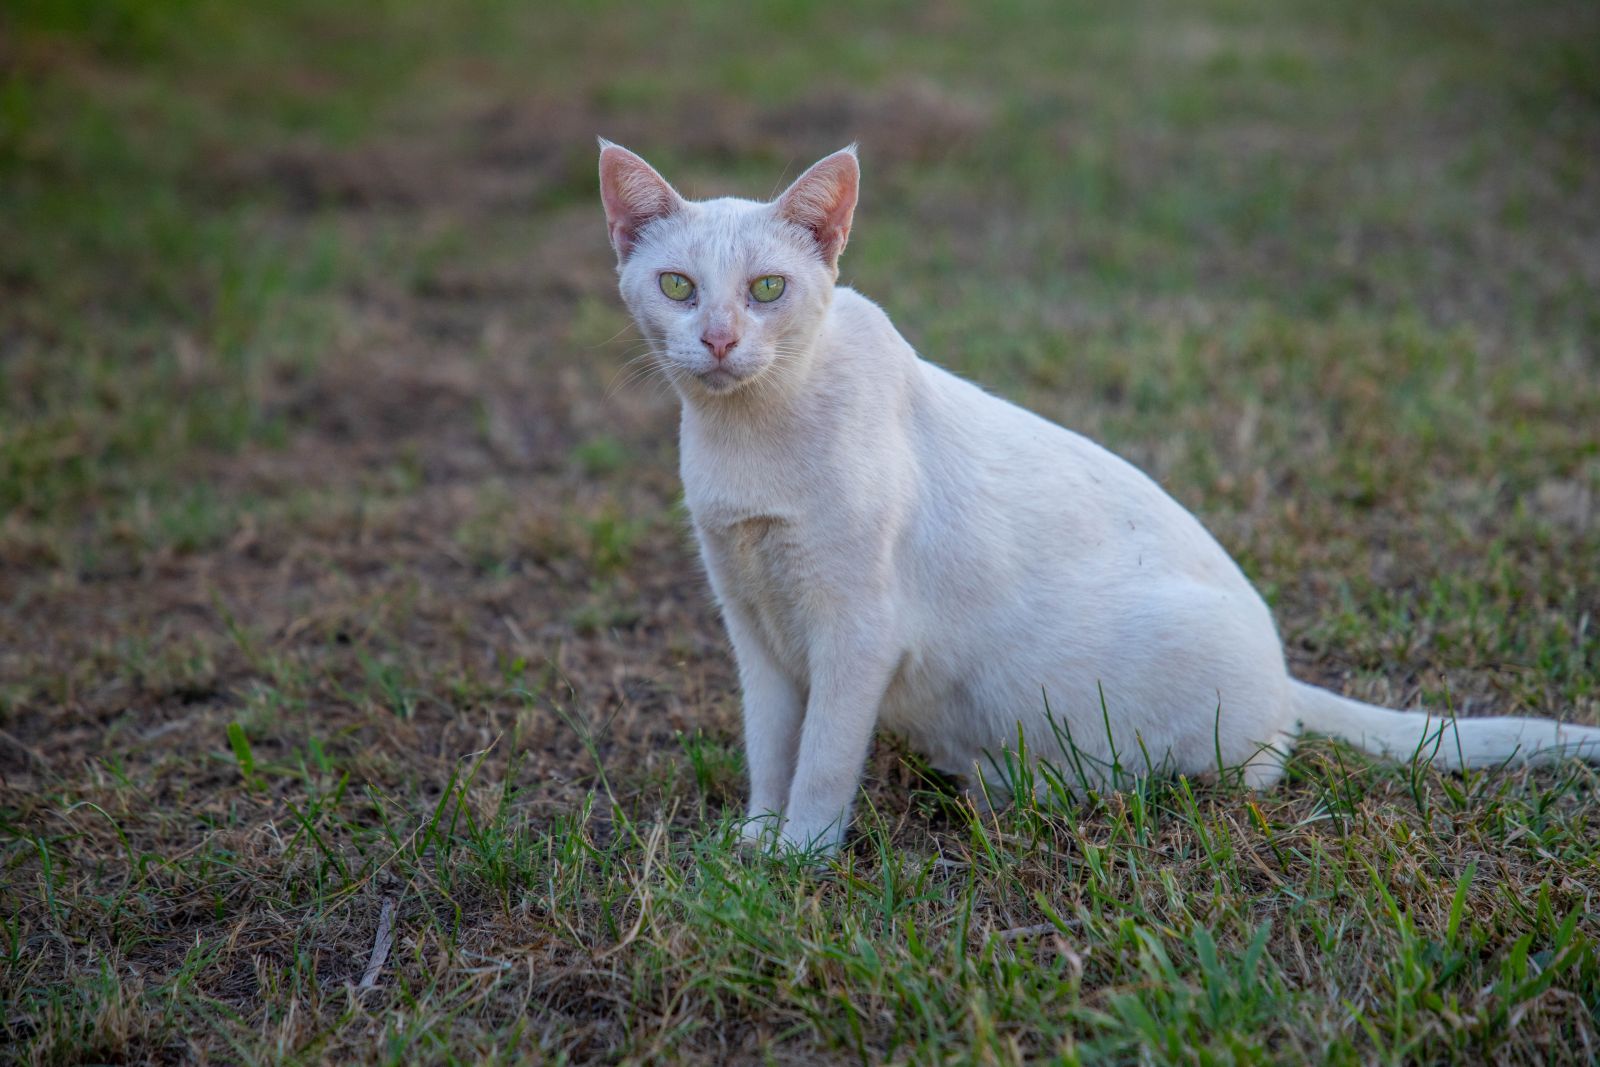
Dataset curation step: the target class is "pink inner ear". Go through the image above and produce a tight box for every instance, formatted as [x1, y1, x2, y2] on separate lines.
[777, 150, 859, 268]
[599, 146, 682, 257]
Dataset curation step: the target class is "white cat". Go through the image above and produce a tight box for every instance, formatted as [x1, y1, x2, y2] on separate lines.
[597, 141, 1600, 854]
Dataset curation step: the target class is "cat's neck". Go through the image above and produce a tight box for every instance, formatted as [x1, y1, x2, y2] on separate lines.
[676, 359, 822, 458]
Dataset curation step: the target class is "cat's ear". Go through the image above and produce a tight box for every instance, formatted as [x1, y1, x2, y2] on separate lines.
[598, 139, 685, 260]
[775, 146, 859, 271]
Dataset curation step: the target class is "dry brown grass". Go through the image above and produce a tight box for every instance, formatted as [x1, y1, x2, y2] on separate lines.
[4, 0, 1599, 1062]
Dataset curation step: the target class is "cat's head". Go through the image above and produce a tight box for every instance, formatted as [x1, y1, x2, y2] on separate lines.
[598, 141, 858, 397]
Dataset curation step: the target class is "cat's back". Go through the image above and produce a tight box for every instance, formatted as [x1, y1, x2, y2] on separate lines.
[901, 337, 1251, 594]
[821, 288, 1181, 541]
[817, 285, 1248, 591]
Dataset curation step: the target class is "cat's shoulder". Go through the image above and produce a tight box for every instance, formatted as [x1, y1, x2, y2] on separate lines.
[827, 286, 901, 341]
[830, 284, 881, 313]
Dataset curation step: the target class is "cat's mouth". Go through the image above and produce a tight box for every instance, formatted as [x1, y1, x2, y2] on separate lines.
[694, 365, 749, 393]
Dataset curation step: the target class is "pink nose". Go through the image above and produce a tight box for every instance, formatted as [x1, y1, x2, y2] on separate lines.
[701, 328, 740, 361]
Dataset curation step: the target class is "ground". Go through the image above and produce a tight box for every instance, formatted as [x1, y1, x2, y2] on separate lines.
[3, 0, 1599, 1063]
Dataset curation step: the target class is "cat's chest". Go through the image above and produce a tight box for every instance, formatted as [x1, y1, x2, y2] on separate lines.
[679, 431, 824, 593]
[701, 511, 803, 587]
[678, 408, 886, 674]
[694, 506, 818, 674]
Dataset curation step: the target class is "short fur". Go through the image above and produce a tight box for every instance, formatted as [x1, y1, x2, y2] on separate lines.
[597, 141, 1600, 853]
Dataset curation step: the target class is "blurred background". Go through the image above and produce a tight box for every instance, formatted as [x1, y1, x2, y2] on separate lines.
[2, 0, 1598, 1059]
[7, 0, 1596, 720]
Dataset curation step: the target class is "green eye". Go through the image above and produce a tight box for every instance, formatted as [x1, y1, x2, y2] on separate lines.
[750, 275, 786, 303]
[659, 272, 694, 301]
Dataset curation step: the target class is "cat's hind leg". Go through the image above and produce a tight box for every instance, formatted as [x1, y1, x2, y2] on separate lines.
[1237, 731, 1294, 790]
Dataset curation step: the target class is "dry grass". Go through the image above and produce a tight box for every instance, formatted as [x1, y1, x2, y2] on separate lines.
[3, 0, 1599, 1063]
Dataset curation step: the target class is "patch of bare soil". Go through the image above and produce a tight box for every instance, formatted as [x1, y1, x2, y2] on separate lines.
[3, 75, 998, 726]
[1, 78, 994, 802]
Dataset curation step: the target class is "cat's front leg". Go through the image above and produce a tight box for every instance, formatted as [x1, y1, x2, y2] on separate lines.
[779, 622, 899, 855]
[722, 601, 804, 844]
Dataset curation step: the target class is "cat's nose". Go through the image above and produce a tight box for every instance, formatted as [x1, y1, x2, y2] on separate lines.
[701, 327, 740, 361]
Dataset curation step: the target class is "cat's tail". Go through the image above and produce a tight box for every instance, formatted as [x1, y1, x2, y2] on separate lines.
[1290, 680, 1600, 769]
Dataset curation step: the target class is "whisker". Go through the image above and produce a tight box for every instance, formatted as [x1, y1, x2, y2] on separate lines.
[591, 323, 646, 349]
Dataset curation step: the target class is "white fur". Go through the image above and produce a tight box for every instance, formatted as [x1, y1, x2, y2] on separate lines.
[598, 142, 1600, 854]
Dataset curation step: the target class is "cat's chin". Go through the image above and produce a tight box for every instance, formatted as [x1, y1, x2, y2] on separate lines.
[692, 367, 756, 395]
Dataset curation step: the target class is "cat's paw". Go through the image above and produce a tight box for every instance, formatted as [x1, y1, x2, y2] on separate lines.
[735, 812, 783, 852]
[957, 774, 1011, 814]
[773, 820, 845, 861]
[731, 810, 847, 865]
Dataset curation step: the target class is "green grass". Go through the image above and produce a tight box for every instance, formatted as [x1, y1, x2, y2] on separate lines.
[3, 0, 1599, 1062]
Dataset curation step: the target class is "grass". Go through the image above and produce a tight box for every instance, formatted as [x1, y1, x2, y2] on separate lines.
[3, 0, 1599, 1062]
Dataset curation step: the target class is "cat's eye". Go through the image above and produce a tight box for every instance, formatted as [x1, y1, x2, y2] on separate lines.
[750, 275, 786, 303]
[659, 272, 695, 301]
